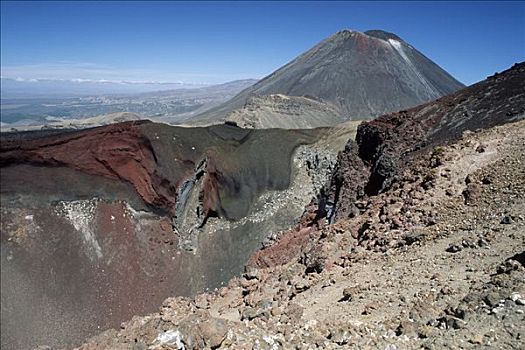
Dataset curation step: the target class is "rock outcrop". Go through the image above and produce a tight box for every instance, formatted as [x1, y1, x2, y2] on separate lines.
[327, 62, 525, 220]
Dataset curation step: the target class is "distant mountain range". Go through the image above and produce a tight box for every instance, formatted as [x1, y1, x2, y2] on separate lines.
[0, 77, 215, 99]
[190, 29, 465, 128]
[0, 79, 257, 130]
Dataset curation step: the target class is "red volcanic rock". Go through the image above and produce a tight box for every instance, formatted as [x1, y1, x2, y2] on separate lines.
[247, 227, 315, 269]
[0, 121, 177, 213]
[1, 121, 324, 223]
[199, 159, 222, 221]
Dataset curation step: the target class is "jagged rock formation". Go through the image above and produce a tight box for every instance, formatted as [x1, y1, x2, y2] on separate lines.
[191, 29, 464, 127]
[247, 62, 524, 268]
[327, 62, 525, 222]
[76, 63, 524, 350]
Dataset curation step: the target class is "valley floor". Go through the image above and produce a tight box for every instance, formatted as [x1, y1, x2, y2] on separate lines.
[78, 120, 525, 349]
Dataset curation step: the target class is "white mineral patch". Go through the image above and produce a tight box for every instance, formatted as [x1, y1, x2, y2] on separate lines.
[388, 39, 437, 96]
[56, 199, 103, 260]
[124, 202, 156, 220]
[150, 330, 185, 349]
[388, 39, 410, 64]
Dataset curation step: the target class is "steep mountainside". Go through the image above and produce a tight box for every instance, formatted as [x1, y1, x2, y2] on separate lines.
[77, 63, 523, 349]
[191, 29, 464, 127]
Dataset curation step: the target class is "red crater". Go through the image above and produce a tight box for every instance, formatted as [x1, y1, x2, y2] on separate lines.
[0, 121, 177, 212]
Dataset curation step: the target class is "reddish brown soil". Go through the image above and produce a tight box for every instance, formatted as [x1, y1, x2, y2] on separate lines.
[248, 227, 315, 268]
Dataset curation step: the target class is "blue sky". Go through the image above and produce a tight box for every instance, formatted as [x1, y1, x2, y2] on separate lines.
[1, 1, 524, 86]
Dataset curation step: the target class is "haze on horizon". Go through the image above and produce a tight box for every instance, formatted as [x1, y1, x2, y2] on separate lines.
[1, 1, 524, 98]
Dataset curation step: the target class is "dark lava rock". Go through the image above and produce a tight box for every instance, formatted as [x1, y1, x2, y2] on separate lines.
[453, 303, 475, 321]
[500, 215, 514, 224]
[302, 244, 328, 274]
[403, 231, 425, 245]
[481, 175, 494, 185]
[446, 244, 463, 253]
[507, 251, 525, 267]
[463, 183, 482, 204]
[324, 140, 369, 222]
[325, 62, 524, 223]
[476, 144, 486, 153]
[243, 266, 259, 280]
[477, 237, 489, 247]
[439, 315, 467, 329]
[339, 287, 355, 302]
[484, 292, 503, 307]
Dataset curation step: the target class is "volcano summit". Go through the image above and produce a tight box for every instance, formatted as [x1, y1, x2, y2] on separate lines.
[191, 29, 464, 128]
